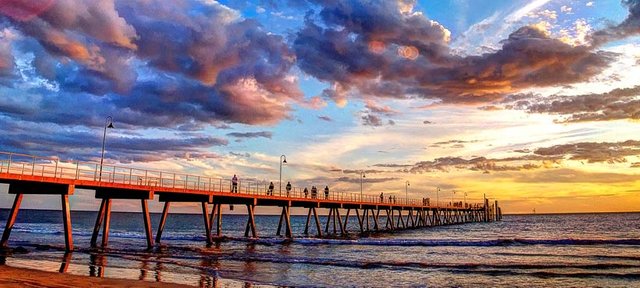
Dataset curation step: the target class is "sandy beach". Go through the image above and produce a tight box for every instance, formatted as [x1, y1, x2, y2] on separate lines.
[0, 265, 191, 288]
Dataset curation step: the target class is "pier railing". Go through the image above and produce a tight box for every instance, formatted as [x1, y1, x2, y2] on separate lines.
[0, 151, 482, 208]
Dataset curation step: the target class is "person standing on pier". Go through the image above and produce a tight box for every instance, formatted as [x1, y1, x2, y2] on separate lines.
[268, 181, 274, 195]
[311, 186, 317, 199]
[380, 192, 384, 203]
[324, 186, 329, 199]
[304, 187, 309, 198]
[232, 174, 238, 193]
[286, 181, 292, 197]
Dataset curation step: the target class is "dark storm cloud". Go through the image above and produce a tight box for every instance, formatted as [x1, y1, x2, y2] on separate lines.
[226, 131, 273, 139]
[294, 0, 616, 105]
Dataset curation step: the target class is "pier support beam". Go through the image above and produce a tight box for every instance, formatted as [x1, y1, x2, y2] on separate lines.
[155, 202, 170, 244]
[1, 182, 74, 251]
[91, 188, 153, 248]
[276, 206, 292, 238]
[61, 195, 73, 251]
[202, 202, 212, 245]
[244, 204, 257, 238]
[0, 193, 23, 248]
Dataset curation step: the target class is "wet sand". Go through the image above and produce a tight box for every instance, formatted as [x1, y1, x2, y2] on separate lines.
[0, 265, 192, 288]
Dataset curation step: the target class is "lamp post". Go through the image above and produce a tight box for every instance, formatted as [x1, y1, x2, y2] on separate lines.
[99, 116, 114, 181]
[405, 180, 410, 205]
[436, 187, 440, 207]
[464, 192, 467, 208]
[452, 190, 456, 205]
[279, 155, 287, 196]
[360, 170, 366, 202]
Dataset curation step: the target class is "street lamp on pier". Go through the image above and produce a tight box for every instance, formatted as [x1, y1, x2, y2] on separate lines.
[360, 170, 366, 202]
[405, 180, 410, 205]
[436, 187, 440, 207]
[99, 116, 114, 181]
[279, 155, 287, 196]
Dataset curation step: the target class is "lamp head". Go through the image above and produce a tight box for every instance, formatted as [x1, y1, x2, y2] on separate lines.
[107, 122, 114, 129]
[282, 158, 287, 164]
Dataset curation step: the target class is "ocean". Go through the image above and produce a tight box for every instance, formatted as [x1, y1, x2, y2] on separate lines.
[0, 209, 639, 287]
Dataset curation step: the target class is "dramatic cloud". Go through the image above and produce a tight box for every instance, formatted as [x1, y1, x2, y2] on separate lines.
[294, 0, 619, 106]
[0, 0, 304, 161]
[0, 0, 302, 129]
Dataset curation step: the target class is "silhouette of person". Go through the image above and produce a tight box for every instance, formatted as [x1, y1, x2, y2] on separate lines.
[389, 195, 392, 203]
[324, 186, 329, 199]
[380, 192, 384, 203]
[286, 181, 292, 197]
[311, 186, 317, 199]
[268, 181, 274, 195]
[304, 187, 309, 198]
[232, 174, 238, 193]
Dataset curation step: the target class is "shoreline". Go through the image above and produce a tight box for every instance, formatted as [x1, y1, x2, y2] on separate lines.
[0, 265, 191, 288]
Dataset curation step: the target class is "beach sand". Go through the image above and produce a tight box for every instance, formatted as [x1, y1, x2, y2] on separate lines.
[0, 265, 192, 288]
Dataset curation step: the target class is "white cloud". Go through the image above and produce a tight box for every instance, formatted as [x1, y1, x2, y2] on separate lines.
[586, 2, 594, 7]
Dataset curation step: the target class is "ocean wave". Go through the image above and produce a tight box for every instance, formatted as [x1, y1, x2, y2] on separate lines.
[9, 225, 640, 247]
[212, 252, 640, 272]
[281, 237, 640, 247]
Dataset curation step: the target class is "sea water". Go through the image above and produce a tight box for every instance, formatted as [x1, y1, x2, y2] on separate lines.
[0, 209, 639, 287]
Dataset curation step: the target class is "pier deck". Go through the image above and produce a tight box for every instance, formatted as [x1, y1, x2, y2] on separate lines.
[0, 151, 501, 251]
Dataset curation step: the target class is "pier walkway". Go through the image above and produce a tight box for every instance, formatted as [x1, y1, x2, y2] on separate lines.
[0, 151, 502, 251]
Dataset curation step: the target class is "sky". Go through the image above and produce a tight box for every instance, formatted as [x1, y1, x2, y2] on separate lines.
[0, 0, 639, 214]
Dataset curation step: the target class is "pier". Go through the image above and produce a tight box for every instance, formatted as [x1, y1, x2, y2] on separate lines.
[0, 151, 502, 251]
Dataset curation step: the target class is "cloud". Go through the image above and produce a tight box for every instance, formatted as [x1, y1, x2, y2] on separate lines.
[0, 0, 306, 160]
[512, 85, 640, 123]
[318, 115, 333, 122]
[371, 140, 640, 174]
[335, 176, 399, 184]
[361, 113, 383, 126]
[423, 120, 434, 124]
[590, 0, 640, 46]
[294, 0, 615, 106]
[226, 131, 273, 139]
[0, 0, 302, 131]
[510, 168, 639, 184]
[0, 117, 226, 163]
[533, 140, 640, 164]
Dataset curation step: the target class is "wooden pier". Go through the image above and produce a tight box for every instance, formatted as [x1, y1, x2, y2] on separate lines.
[0, 152, 502, 251]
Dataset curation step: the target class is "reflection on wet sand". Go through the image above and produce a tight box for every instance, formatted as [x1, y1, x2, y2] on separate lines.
[59, 251, 72, 273]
